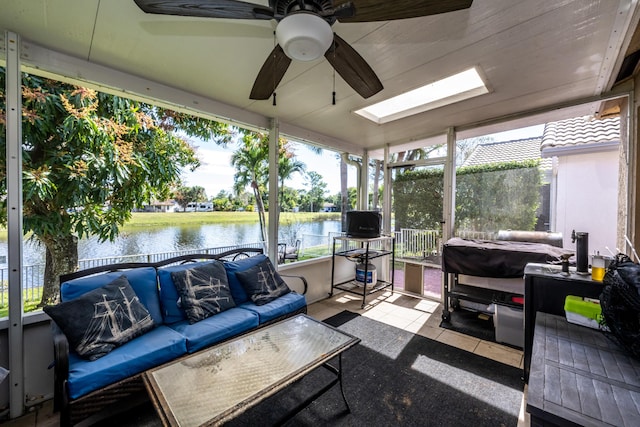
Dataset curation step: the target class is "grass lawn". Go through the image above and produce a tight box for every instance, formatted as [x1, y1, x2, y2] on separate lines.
[123, 211, 340, 228]
[0, 211, 341, 236]
[0, 287, 42, 317]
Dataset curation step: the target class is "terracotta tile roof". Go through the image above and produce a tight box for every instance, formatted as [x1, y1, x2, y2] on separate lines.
[463, 137, 543, 166]
[541, 116, 620, 151]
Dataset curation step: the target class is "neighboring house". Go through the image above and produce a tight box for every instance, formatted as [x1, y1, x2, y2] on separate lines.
[541, 116, 620, 253]
[462, 115, 620, 254]
[322, 203, 337, 212]
[139, 200, 179, 213]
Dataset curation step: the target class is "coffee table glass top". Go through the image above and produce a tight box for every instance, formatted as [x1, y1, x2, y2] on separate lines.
[145, 314, 359, 427]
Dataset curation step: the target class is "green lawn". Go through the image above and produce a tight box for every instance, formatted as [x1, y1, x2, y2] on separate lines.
[0, 287, 43, 317]
[122, 211, 340, 228]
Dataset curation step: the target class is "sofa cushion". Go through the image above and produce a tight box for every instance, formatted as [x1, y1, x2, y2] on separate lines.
[157, 261, 213, 324]
[66, 325, 187, 400]
[239, 292, 307, 324]
[222, 254, 268, 304]
[236, 258, 291, 306]
[168, 307, 259, 353]
[60, 266, 162, 325]
[170, 261, 236, 324]
[45, 275, 156, 360]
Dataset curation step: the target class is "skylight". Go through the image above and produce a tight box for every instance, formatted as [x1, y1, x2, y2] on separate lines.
[355, 67, 489, 124]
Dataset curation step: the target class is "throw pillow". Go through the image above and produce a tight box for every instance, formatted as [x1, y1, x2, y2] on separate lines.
[170, 261, 236, 324]
[236, 258, 291, 306]
[43, 275, 155, 360]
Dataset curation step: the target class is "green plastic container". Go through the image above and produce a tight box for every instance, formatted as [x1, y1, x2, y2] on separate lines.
[564, 295, 603, 329]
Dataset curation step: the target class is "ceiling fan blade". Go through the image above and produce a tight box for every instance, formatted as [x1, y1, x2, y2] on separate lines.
[134, 0, 274, 20]
[335, 0, 473, 22]
[250, 45, 292, 100]
[325, 34, 383, 99]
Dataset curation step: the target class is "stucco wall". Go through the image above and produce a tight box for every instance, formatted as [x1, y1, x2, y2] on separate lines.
[554, 149, 619, 254]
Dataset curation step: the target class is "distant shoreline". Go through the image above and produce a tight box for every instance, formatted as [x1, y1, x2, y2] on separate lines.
[0, 211, 342, 237]
[123, 211, 341, 228]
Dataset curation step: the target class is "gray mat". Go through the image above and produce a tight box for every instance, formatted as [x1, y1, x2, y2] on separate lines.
[96, 311, 524, 426]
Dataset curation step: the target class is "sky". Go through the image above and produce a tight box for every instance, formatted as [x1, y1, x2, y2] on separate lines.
[181, 139, 350, 198]
[181, 124, 545, 199]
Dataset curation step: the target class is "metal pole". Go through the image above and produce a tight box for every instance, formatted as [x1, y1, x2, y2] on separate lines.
[268, 118, 279, 265]
[382, 144, 391, 234]
[359, 151, 369, 210]
[5, 30, 25, 419]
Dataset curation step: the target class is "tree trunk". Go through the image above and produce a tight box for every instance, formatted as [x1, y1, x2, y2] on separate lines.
[252, 181, 268, 244]
[40, 234, 79, 306]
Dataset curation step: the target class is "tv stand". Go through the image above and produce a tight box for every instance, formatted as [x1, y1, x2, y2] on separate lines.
[329, 235, 395, 308]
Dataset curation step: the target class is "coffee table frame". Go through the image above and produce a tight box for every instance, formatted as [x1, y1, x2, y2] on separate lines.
[144, 314, 360, 426]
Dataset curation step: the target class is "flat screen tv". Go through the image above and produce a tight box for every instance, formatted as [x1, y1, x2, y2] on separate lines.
[346, 211, 382, 238]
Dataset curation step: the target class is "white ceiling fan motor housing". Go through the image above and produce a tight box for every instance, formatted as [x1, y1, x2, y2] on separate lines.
[276, 13, 333, 61]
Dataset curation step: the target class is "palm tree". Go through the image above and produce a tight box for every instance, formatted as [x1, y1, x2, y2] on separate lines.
[278, 151, 306, 210]
[231, 133, 269, 243]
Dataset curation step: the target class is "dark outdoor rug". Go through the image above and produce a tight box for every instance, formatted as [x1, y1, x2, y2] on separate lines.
[437, 306, 496, 342]
[94, 311, 524, 426]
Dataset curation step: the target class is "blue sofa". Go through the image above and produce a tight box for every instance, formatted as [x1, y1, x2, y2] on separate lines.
[48, 248, 307, 426]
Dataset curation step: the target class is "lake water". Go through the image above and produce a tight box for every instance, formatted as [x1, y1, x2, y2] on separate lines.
[1, 220, 343, 266]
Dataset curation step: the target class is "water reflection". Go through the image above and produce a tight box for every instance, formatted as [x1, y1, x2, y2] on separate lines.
[0, 220, 341, 265]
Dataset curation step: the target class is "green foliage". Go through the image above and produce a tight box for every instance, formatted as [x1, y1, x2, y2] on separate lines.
[394, 168, 445, 229]
[0, 69, 229, 303]
[0, 72, 225, 242]
[303, 171, 328, 212]
[393, 160, 541, 232]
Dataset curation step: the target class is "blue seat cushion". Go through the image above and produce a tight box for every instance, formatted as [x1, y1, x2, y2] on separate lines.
[239, 292, 307, 324]
[67, 326, 186, 400]
[157, 261, 214, 324]
[168, 307, 259, 353]
[223, 254, 269, 304]
[60, 267, 163, 325]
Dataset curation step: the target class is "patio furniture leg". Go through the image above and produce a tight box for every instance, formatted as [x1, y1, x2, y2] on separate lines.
[337, 353, 351, 412]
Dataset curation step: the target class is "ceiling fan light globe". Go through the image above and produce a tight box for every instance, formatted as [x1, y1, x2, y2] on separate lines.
[276, 13, 333, 62]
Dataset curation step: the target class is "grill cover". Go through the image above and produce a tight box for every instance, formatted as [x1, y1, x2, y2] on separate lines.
[442, 238, 573, 278]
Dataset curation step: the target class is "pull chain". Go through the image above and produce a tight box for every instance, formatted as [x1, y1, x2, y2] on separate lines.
[332, 40, 336, 105]
[332, 68, 336, 105]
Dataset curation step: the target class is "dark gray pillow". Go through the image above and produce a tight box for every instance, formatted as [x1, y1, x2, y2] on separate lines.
[44, 275, 155, 360]
[170, 261, 236, 324]
[236, 258, 291, 306]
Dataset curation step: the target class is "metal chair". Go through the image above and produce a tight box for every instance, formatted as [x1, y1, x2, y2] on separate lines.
[283, 239, 301, 263]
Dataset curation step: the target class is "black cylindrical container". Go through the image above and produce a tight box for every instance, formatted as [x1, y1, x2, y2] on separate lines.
[575, 232, 589, 274]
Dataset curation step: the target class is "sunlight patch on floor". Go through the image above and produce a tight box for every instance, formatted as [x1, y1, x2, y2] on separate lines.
[411, 355, 521, 417]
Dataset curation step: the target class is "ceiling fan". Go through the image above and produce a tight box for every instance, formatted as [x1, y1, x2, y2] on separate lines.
[133, 0, 473, 101]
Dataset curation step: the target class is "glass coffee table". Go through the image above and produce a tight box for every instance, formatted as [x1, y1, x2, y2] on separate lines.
[144, 314, 360, 426]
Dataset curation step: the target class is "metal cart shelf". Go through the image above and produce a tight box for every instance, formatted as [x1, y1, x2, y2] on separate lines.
[330, 235, 395, 308]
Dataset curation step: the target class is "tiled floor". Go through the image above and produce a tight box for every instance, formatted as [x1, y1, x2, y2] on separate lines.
[6, 291, 529, 427]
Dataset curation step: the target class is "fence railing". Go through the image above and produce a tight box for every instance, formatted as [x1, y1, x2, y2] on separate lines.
[395, 228, 441, 259]
[0, 242, 264, 307]
[2, 228, 471, 306]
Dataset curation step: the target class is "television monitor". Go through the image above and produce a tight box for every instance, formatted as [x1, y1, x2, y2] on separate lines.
[346, 211, 382, 238]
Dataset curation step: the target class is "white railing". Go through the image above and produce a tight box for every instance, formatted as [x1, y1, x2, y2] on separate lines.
[394, 228, 441, 259]
[0, 242, 264, 306]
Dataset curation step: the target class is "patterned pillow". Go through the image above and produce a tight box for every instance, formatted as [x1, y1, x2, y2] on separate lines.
[44, 275, 155, 360]
[170, 261, 236, 324]
[236, 258, 291, 306]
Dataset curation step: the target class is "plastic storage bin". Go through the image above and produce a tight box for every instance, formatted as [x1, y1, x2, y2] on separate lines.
[494, 304, 524, 348]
